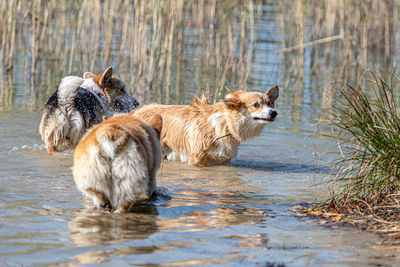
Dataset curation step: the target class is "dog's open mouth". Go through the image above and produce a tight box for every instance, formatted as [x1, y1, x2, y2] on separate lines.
[253, 117, 275, 122]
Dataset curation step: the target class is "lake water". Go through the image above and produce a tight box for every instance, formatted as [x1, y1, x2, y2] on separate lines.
[1, 1, 400, 266]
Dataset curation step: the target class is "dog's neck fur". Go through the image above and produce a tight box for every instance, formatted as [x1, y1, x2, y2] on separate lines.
[80, 78, 105, 97]
[80, 78, 109, 116]
[209, 102, 264, 143]
[229, 116, 264, 142]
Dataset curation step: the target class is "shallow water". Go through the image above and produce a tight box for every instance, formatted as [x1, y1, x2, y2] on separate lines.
[1, 110, 399, 266]
[1, 1, 400, 265]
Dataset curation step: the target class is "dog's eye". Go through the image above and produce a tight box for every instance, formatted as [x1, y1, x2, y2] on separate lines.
[253, 103, 260, 108]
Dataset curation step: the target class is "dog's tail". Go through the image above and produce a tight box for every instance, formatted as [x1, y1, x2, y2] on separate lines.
[39, 76, 85, 155]
[57, 76, 84, 107]
[39, 106, 71, 155]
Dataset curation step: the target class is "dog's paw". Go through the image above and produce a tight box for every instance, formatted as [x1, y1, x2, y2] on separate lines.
[47, 144, 55, 155]
[100, 201, 112, 211]
[113, 208, 122, 214]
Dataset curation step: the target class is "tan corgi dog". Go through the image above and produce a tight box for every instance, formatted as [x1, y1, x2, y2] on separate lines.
[72, 114, 162, 213]
[134, 86, 279, 167]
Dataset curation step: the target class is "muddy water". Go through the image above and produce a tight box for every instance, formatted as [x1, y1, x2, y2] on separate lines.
[1, 110, 399, 266]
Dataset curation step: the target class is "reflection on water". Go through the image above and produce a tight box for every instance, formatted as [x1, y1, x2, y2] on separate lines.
[1, 110, 399, 265]
[67, 185, 270, 265]
[158, 189, 268, 232]
[69, 208, 160, 264]
[1, 114, 399, 265]
[69, 208, 158, 247]
[1, 0, 400, 266]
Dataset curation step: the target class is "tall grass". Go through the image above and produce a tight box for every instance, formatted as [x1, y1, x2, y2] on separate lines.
[331, 71, 400, 205]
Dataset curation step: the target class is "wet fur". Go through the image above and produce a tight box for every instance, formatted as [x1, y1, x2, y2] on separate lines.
[72, 114, 162, 213]
[39, 67, 139, 155]
[134, 86, 279, 167]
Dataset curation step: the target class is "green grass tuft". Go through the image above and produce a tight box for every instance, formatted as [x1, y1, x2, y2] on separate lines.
[331, 71, 400, 205]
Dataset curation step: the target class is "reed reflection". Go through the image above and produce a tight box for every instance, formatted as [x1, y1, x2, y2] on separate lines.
[68, 206, 160, 264]
[68, 206, 158, 245]
[158, 189, 268, 232]
[157, 161, 268, 232]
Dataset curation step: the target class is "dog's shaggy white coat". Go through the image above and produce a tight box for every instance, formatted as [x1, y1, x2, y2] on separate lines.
[39, 76, 89, 152]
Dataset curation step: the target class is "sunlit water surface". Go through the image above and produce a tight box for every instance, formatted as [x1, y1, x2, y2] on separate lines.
[1, 110, 399, 266]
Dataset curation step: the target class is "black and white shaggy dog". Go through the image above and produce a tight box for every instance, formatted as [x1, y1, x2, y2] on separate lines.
[39, 66, 139, 155]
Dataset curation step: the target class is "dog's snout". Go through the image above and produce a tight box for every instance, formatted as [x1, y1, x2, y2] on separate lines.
[112, 94, 140, 112]
[126, 94, 140, 110]
[269, 110, 277, 118]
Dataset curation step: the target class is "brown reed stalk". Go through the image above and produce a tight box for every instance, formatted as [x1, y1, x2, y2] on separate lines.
[5, 0, 17, 72]
[175, 0, 185, 104]
[195, 0, 204, 97]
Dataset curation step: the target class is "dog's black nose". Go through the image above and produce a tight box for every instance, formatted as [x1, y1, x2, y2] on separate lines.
[269, 110, 277, 118]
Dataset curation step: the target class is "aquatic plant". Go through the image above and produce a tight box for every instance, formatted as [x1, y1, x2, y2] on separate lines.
[331, 71, 400, 206]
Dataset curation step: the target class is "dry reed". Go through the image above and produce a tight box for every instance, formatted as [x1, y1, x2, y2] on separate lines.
[0, 0, 398, 117]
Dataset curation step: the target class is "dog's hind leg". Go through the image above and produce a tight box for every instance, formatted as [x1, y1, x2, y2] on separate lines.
[189, 152, 213, 167]
[47, 132, 56, 155]
[86, 188, 112, 211]
[114, 201, 133, 213]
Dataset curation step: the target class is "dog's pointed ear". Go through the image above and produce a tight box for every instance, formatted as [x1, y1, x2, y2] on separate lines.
[100, 66, 113, 86]
[148, 114, 163, 139]
[94, 66, 113, 87]
[265, 85, 279, 103]
[83, 72, 96, 79]
[223, 93, 242, 110]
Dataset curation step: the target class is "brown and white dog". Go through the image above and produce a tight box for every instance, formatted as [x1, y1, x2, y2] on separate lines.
[134, 86, 279, 167]
[72, 114, 162, 213]
[39, 66, 139, 155]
